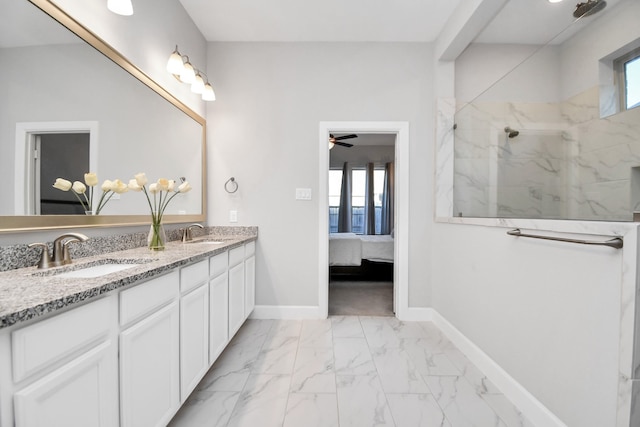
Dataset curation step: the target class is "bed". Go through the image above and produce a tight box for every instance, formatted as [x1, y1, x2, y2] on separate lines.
[329, 233, 394, 280]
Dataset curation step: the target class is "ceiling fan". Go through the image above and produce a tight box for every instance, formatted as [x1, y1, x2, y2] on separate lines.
[329, 133, 357, 148]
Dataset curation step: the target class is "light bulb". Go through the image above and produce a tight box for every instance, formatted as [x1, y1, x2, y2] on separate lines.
[191, 73, 205, 94]
[166, 50, 184, 75]
[329, 142, 335, 150]
[107, 0, 133, 15]
[202, 83, 216, 101]
[180, 62, 196, 84]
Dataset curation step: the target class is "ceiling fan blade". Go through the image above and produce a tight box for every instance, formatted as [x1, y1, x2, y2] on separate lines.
[334, 134, 358, 141]
[334, 141, 354, 148]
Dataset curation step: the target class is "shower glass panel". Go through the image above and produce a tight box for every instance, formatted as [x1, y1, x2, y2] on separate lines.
[453, 0, 640, 221]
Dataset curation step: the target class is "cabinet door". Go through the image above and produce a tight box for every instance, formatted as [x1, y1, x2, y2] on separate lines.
[228, 262, 245, 339]
[14, 340, 118, 427]
[180, 284, 209, 401]
[209, 273, 229, 365]
[120, 301, 180, 427]
[244, 255, 256, 318]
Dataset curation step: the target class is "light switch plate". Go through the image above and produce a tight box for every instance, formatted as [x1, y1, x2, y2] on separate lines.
[295, 188, 312, 200]
[229, 210, 238, 222]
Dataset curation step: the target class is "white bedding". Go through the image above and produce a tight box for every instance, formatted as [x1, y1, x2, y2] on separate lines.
[329, 233, 394, 266]
[360, 235, 394, 263]
[329, 233, 362, 266]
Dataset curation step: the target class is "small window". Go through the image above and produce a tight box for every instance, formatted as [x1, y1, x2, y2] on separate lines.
[615, 48, 640, 112]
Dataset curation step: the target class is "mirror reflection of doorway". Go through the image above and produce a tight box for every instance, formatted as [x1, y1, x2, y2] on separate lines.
[36, 133, 90, 214]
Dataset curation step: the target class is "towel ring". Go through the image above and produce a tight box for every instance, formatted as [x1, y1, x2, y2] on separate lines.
[225, 177, 238, 193]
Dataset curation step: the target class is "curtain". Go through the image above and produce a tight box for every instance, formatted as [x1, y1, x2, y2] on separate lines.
[337, 162, 352, 232]
[364, 163, 376, 235]
[381, 162, 395, 235]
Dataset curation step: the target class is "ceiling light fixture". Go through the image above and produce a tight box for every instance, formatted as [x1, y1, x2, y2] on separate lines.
[548, 0, 563, 3]
[166, 46, 216, 102]
[107, 0, 133, 16]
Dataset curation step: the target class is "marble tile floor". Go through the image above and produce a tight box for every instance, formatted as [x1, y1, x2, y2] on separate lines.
[168, 317, 536, 427]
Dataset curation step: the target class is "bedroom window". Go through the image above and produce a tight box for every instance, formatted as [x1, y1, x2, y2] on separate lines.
[329, 168, 385, 234]
[615, 48, 640, 111]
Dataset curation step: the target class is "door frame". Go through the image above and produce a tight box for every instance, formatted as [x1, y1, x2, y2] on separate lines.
[14, 121, 99, 215]
[318, 121, 409, 319]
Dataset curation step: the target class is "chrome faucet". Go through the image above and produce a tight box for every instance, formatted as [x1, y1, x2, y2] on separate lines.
[53, 233, 89, 266]
[181, 223, 204, 242]
[29, 232, 89, 269]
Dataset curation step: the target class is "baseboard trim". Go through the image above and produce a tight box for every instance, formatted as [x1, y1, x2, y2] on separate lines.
[430, 310, 567, 427]
[398, 307, 435, 321]
[250, 305, 323, 319]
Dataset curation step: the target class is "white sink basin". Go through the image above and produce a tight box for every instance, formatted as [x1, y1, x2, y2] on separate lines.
[55, 263, 141, 279]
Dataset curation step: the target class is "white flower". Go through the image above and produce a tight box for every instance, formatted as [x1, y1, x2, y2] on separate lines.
[101, 180, 113, 191]
[135, 172, 147, 187]
[111, 179, 129, 194]
[178, 181, 192, 193]
[84, 172, 98, 186]
[149, 183, 159, 194]
[53, 178, 72, 191]
[72, 181, 86, 194]
[167, 180, 175, 191]
[128, 179, 142, 191]
[157, 178, 170, 191]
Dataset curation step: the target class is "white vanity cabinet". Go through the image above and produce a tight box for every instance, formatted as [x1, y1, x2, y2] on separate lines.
[209, 252, 229, 364]
[119, 270, 180, 427]
[9, 296, 119, 427]
[244, 241, 256, 317]
[0, 237, 257, 427]
[179, 260, 210, 401]
[228, 245, 246, 339]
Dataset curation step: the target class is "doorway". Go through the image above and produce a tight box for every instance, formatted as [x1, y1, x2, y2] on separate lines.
[14, 121, 98, 215]
[318, 121, 409, 320]
[328, 135, 396, 316]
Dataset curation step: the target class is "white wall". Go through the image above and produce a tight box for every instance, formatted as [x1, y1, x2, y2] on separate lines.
[330, 145, 395, 168]
[206, 42, 434, 307]
[52, 0, 207, 116]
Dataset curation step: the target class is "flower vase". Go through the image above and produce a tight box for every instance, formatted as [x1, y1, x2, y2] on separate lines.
[147, 220, 166, 251]
[85, 210, 95, 215]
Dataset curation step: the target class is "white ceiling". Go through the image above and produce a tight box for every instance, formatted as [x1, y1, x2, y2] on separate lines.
[179, 0, 623, 45]
[178, 0, 463, 42]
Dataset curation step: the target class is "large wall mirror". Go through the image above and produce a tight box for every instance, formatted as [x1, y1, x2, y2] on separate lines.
[453, 0, 640, 221]
[0, 0, 206, 232]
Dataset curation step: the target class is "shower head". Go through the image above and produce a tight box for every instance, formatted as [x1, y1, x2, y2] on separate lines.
[504, 127, 519, 138]
[573, 0, 607, 18]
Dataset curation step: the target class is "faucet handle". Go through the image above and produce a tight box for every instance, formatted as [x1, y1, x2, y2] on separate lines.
[28, 243, 54, 269]
[182, 223, 204, 242]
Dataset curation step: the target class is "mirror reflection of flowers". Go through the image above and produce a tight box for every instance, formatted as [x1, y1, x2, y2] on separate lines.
[127, 173, 192, 225]
[52, 173, 129, 214]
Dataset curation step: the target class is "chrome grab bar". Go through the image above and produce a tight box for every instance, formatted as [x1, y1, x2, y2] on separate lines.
[507, 228, 623, 250]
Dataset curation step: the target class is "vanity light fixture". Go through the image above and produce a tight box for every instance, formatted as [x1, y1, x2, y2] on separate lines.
[166, 46, 216, 101]
[107, 0, 133, 15]
[548, 0, 563, 2]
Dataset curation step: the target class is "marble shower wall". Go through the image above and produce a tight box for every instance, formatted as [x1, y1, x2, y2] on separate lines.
[453, 86, 640, 221]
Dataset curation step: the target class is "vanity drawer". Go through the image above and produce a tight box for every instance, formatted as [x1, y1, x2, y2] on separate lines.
[120, 270, 179, 326]
[210, 253, 228, 278]
[12, 296, 113, 382]
[180, 260, 209, 293]
[229, 246, 244, 267]
[245, 241, 255, 257]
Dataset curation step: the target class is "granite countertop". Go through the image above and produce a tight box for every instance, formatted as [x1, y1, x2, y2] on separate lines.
[0, 235, 256, 330]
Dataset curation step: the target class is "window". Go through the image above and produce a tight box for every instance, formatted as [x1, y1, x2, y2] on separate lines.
[616, 48, 640, 112]
[329, 167, 385, 234]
